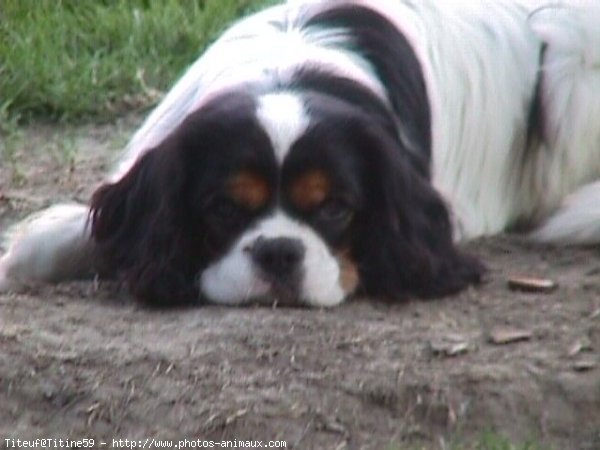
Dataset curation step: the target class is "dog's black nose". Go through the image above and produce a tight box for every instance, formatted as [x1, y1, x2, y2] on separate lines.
[250, 237, 305, 279]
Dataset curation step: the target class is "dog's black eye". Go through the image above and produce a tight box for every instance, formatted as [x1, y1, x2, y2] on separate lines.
[209, 197, 246, 225]
[317, 198, 354, 223]
[201, 196, 250, 232]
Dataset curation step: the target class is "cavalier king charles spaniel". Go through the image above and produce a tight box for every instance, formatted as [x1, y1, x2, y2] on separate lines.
[1, 0, 600, 307]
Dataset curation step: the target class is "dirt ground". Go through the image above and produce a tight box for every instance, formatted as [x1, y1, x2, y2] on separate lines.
[0, 119, 599, 450]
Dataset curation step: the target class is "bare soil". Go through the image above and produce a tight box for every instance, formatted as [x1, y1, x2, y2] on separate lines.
[1, 119, 599, 450]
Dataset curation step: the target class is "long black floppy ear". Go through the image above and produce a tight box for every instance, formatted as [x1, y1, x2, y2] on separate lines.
[90, 146, 198, 305]
[353, 130, 485, 300]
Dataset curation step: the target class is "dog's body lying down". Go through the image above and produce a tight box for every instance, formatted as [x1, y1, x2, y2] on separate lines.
[1, 0, 600, 307]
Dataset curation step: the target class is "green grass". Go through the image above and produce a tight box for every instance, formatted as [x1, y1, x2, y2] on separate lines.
[392, 431, 549, 450]
[0, 0, 277, 123]
[466, 431, 547, 450]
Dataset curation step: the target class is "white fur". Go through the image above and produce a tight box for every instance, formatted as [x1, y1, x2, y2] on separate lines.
[256, 93, 310, 165]
[524, 3, 600, 243]
[531, 181, 600, 244]
[200, 212, 345, 307]
[0, 204, 93, 291]
[332, 0, 600, 241]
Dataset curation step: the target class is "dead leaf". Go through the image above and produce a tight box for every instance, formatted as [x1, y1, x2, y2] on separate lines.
[507, 276, 558, 293]
[572, 359, 596, 372]
[489, 327, 533, 345]
[429, 335, 470, 357]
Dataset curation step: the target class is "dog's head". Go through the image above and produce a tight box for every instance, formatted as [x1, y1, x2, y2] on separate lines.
[90, 84, 483, 307]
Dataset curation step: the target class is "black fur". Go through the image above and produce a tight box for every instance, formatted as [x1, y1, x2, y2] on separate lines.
[306, 4, 432, 165]
[526, 42, 548, 148]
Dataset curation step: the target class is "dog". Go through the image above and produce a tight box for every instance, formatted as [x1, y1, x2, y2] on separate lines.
[1, 0, 599, 307]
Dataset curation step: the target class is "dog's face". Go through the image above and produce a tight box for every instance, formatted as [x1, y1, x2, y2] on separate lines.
[186, 91, 363, 307]
[90, 88, 483, 307]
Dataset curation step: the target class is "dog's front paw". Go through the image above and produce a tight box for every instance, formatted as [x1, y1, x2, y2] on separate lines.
[0, 253, 17, 293]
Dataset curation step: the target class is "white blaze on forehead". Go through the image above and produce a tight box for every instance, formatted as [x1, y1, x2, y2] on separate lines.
[256, 92, 309, 165]
[199, 211, 346, 307]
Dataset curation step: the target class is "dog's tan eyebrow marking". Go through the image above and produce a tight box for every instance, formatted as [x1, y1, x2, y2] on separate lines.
[227, 171, 270, 210]
[289, 169, 331, 211]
